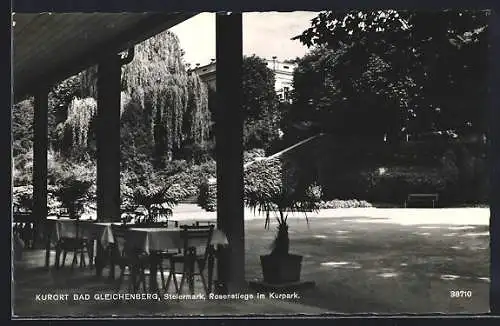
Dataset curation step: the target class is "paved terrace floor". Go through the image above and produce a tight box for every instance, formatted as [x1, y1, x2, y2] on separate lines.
[13, 250, 327, 317]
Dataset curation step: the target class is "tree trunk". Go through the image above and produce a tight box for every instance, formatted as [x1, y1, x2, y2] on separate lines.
[271, 220, 289, 256]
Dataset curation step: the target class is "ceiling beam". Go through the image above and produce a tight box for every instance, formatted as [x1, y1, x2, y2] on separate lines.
[14, 12, 195, 102]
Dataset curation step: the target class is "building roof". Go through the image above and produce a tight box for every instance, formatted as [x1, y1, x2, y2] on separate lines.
[13, 12, 194, 101]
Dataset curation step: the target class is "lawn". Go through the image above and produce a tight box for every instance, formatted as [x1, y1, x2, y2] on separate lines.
[243, 213, 490, 313]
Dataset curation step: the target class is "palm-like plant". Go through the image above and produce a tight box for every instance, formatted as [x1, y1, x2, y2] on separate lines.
[244, 158, 321, 256]
[126, 177, 189, 223]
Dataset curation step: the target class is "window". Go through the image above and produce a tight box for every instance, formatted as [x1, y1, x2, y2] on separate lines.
[283, 65, 290, 69]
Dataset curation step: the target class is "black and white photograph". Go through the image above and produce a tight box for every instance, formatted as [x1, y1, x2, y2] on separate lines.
[11, 10, 491, 316]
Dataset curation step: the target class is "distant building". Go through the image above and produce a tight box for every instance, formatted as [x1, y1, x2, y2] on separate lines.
[190, 57, 296, 103]
[190, 60, 217, 91]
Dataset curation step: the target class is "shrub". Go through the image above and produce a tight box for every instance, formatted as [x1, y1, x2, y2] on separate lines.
[178, 141, 215, 164]
[158, 160, 190, 177]
[244, 148, 266, 165]
[47, 185, 61, 214]
[244, 157, 321, 213]
[359, 166, 448, 204]
[13, 151, 33, 186]
[155, 160, 217, 202]
[49, 159, 95, 217]
[13, 166, 32, 188]
[122, 158, 155, 186]
[198, 179, 217, 212]
[319, 199, 373, 209]
[13, 185, 33, 212]
[120, 171, 138, 209]
[197, 156, 323, 213]
[162, 159, 216, 201]
[13, 184, 67, 215]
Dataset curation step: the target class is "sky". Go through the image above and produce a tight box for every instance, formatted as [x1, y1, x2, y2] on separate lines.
[169, 12, 319, 67]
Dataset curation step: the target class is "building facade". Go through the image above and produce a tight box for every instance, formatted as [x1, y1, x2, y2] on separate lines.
[190, 60, 217, 91]
[190, 58, 296, 102]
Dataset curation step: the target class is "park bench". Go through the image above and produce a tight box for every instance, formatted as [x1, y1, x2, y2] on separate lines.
[404, 193, 439, 208]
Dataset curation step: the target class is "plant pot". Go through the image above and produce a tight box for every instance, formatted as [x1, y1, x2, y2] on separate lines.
[260, 253, 303, 284]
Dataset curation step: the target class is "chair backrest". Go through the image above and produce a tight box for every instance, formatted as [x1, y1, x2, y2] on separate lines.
[132, 222, 169, 228]
[111, 224, 146, 259]
[193, 220, 216, 227]
[13, 211, 35, 223]
[120, 208, 138, 223]
[179, 224, 214, 263]
[57, 208, 70, 218]
[133, 211, 146, 224]
[110, 225, 128, 257]
[58, 218, 82, 240]
[155, 206, 172, 221]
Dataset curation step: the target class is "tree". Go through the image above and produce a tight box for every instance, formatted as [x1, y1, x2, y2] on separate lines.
[179, 74, 211, 162]
[76, 30, 211, 167]
[121, 30, 210, 167]
[58, 97, 97, 159]
[48, 75, 83, 153]
[12, 98, 34, 157]
[120, 99, 155, 173]
[242, 55, 280, 151]
[409, 11, 490, 135]
[289, 45, 416, 142]
[291, 10, 490, 140]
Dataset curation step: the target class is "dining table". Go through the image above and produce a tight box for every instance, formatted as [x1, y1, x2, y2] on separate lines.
[43, 217, 117, 269]
[43, 217, 229, 292]
[113, 226, 229, 292]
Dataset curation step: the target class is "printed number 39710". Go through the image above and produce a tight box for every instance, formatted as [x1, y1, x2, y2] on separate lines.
[450, 290, 472, 298]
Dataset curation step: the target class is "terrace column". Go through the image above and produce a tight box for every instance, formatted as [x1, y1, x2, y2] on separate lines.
[490, 11, 500, 314]
[96, 54, 122, 222]
[33, 88, 48, 250]
[215, 13, 245, 291]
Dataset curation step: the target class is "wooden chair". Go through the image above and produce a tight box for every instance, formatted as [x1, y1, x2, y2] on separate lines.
[165, 224, 214, 295]
[126, 222, 179, 292]
[58, 218, 92, 270]
[150, 206, 173, 223]
[111, 225, 149, 292]
[13, 211, 36, 249]
[120, 208, 138, 224]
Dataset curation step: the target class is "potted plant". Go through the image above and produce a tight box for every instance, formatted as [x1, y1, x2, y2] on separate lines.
[244, 157, 321, 284]
[126, 176, 189, 224]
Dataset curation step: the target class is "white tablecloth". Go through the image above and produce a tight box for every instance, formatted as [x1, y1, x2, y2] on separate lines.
[46, 218, 229, 253]
[47, 217, 115, 247]
[123, 227, 228, 254]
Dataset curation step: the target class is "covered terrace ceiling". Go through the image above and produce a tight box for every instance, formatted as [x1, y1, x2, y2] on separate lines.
[13, 12, 195, 101]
